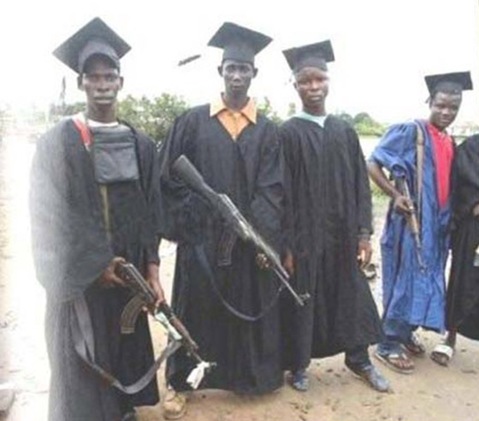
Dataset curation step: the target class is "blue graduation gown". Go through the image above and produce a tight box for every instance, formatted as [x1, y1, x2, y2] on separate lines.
[370, 120, 451, 332]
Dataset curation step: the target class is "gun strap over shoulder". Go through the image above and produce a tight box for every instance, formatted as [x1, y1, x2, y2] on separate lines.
[71, 295, 181, 395]
[414, 121, 425, 228]
[72, 115, 92, 147]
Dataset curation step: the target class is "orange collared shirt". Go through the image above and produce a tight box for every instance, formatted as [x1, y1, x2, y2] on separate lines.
[210, 96, 257, 141]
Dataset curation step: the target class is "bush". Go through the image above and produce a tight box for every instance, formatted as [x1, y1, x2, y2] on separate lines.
[118, 94, 188, 146]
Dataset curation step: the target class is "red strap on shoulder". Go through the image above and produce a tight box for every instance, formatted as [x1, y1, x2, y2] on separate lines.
[72, 117, 92, 147]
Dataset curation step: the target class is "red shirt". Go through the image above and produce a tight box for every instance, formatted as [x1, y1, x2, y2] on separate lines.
[427, 123, 454, 208]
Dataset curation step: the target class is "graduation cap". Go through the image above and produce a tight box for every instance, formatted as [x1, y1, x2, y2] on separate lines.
[283, 40, 335, 73]
[207, 22, 272, 65]
[425, 71, 473, 96]
[52, 17, 131, 74]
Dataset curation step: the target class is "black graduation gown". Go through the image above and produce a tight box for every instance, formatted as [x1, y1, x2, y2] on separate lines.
[446, 134, 479, 340]
[279, 116, 382, 371]
[30, 119, 160, 421]
[158, 104, 284, 394]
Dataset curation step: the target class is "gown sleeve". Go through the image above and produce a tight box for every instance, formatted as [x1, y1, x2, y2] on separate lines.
[369, 122, 418, 179]
[157, 112, 210, 244]
[249, 123, 285, 251]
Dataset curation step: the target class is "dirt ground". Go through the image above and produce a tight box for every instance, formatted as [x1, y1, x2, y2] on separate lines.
[0, 135, 478, 421]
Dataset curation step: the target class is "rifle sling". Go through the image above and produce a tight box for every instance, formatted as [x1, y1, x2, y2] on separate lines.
[415, 122, 425, 230]
[194, 245, 282, 322]
[71, 295, 181, 395]
[71, 118, 171, 394]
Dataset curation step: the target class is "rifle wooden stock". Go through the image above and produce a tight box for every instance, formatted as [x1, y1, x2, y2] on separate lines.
[117, 263, 206, 364]
[397, 177, 426, 271]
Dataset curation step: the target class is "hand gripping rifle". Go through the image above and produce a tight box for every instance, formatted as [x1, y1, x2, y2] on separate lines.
[118, 262, 215, 389]
[171, 154, 309, 307]
[396, 177, 427, 272]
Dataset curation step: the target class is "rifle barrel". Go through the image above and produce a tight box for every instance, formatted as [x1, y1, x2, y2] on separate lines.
[172, 154, 308, 306]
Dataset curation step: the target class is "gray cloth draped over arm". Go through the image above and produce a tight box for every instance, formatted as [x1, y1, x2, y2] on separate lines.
[29, 120, 114, 302]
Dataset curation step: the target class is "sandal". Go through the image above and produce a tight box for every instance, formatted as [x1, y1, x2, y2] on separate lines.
[362, 263, 377, 281]
[403, 333, 426, 357]
[163, 390, 188, 420]
[374, 350, 415, 374]
[430, 343, 454, 367]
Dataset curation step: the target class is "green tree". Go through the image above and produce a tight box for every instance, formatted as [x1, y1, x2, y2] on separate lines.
[256, 96, 283, 124]
[118, 93, 188, 146]
[353, 112, 385, 136]
[336, 111, 354, 126]
[353, 112, 372, 125]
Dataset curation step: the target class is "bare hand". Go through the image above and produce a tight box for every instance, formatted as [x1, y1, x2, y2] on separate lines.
[146, 262, 166, 311]
[357, 239, 372, 270]
[282, 250, 295, 276]
[98, 256, 126, 288]
[473, 203, 479, 217]
[393, 195, 414, 215]
[256, 253, 271, 269]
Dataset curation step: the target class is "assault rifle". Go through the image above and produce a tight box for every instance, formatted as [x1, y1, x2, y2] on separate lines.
[397, 177, 426, 272]
[117, 262, 215, 389]
[171, 155, 309, 307]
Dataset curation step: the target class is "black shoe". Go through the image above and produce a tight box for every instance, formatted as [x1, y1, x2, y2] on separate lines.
[347, 364, 391, 393]
[289, 369, 309, 392]
[346, 364, 391, 393]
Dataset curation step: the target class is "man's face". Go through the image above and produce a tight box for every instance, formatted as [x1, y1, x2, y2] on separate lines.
[219, 59, 257, 98]
[294, 66, 329, 114]
[78, 56, 123, 109]
[429, 91, 462, 131]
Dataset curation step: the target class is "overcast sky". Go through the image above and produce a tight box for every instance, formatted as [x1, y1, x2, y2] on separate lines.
[1, 0, 478, 124]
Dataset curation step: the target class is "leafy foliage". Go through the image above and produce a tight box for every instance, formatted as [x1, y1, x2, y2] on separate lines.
[353, 112, 385, 136]
[118, 94, 188, 146]
[256, 96, 283, 124]
[336, 111, 385, 136]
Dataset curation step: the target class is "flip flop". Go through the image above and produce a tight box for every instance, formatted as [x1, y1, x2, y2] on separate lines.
[403, 333, 426, 357]
[362, 263, 377, 281]
[430, 344, 454, 367]
[374, 350, 415, 374]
